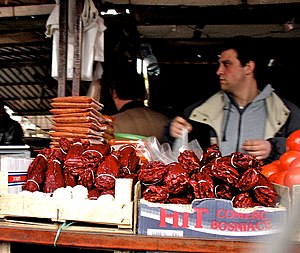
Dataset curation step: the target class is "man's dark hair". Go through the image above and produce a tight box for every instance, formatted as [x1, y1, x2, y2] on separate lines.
[111, 65, 147, 100]
[218, 36, 269, 85]
[218, 36, 259, 66]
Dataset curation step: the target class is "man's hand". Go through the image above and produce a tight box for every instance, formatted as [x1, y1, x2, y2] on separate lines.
[242, 139, 272, 160]
[170, 116, 193, 138]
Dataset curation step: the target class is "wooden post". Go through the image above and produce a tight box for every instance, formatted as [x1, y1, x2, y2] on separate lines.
[72, 0, 84, 96]
[57, 0, 68, 97]
[57, 0, 84, 97]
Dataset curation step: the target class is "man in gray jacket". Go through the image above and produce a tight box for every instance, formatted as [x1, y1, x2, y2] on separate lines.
[162, 36, 300, 164]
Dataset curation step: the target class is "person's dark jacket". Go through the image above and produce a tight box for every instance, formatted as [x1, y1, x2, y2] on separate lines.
[0, 113, 25, 145]
[162, 87, 300, 164]
[113, 100, 169, 143]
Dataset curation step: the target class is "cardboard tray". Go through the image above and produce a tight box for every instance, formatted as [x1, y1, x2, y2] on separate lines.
[0, 174, 138, 232]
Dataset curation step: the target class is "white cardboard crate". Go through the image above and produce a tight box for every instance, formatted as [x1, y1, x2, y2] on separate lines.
[0, 157, 32, 194]
[0, 193, 59, 220]
[274, 183, 300, 241]
[0, 175, 137, 232]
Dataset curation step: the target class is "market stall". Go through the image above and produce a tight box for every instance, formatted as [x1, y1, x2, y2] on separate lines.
[2, 2, 300, 253]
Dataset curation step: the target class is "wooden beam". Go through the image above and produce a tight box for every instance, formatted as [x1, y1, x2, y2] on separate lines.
[107, 0, 241, 6]
[0, 32, 49, 44]
[0, 4, 55, 18]
[1, 221, 300, 253]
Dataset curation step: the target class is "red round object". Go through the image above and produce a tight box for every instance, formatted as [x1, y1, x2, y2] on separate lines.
[273, 170, 288, 186]
[284, 167, 300, 190]
[286, 129, 300, 152]
[261, 162, 281, 179]
[289, 156, 300, 170]
[279, 150, 300, 171]
[268, 172, 279, 183]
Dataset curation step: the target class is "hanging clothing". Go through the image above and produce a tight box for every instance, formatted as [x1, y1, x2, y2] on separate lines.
[45, 0, 106, 81]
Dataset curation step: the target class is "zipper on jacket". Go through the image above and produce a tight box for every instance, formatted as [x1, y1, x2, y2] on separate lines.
[236, 103, 250, 152]
[222, 103, 232, 142]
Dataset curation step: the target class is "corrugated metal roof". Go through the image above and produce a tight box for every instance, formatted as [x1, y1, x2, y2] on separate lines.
[0, 41, 55, 115]
[0, 1, 90, 128]
[0, 1, 57, 120]
[0, 38, 90, 130]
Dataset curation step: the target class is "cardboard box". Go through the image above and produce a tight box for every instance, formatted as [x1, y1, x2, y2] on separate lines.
[138, 194, 288, 241]
[0, 177, 138, 233]
[273, 183, 300, 241]
[0, 145, 30, 158]
[0, 157, 33, 193]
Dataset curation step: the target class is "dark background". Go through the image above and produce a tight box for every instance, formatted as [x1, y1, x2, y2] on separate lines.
[0, 1, 299, 126]
[100, 38, 300, 119]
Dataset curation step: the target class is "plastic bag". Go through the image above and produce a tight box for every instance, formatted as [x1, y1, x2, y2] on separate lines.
[142, 136, 176, 164]
[173, 127, 203, 161]
[172, 127, 189, 159]
[142, 130, 203, 164]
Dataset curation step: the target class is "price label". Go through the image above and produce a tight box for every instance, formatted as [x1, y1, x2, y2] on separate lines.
[147, 229, 183, 237]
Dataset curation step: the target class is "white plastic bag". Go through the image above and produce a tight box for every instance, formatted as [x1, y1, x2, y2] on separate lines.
[142, 131, 203, 164]
[173, 127, 203, 160]
[172, 127, 189, 159]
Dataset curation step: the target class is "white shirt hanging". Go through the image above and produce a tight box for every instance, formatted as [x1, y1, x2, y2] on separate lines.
[45, 0, 106, 81]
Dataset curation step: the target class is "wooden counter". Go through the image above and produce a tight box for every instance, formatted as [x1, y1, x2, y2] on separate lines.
[1, 221, 300, 253]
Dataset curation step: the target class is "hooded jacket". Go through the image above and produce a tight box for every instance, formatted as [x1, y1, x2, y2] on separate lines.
[162, 84, 300, 163]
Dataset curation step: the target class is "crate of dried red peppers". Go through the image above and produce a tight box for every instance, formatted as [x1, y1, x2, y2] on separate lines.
[0, 138, 142, 233]
[0, 96, 143, 233]
[137, 144, 290, 241]
[0, 95, 292, 239]
[0, 136, 292, 239]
